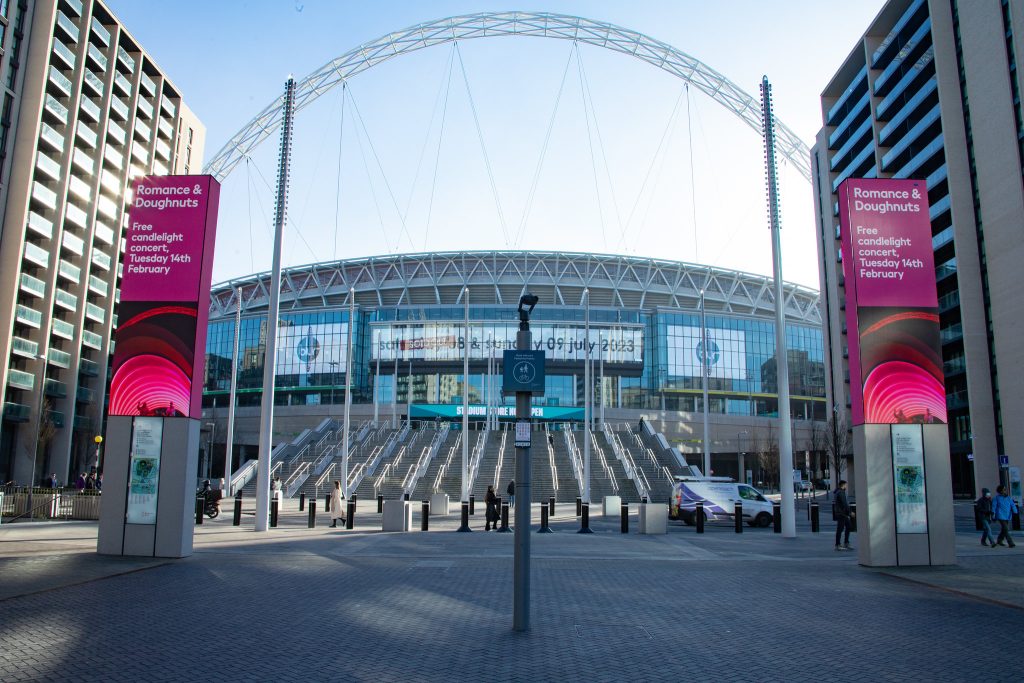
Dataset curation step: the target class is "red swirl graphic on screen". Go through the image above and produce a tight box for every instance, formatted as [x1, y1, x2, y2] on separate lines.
[859, 309, 946, 424]
[108, 303, 198, 417]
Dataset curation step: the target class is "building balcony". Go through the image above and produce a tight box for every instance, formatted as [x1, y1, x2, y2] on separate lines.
[51, 318, 75, 340]
[15, 305, 43, 329]
[55, 10, 80, 42]
[7, 369, 35, 391]
[19, 273, 46, 298]
[76, 386, 95, 404]
[2, 402, 31, 423]
[73, 414, 92, 430]
[79, 358, 100, 377]
[46, 410, 66, 429]
[11, 337, 39, 359]
[44, 378, 68, 398]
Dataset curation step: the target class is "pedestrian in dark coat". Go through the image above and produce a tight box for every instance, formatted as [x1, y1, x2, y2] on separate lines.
[834, 480, 853, 551]
[485, 485, 499, 531]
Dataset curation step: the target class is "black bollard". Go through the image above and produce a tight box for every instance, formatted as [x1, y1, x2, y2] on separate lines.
[499, 502, 511, 532]
[621, 503, 629, 533]
[403, 492, 410, 502]
[195, 497, 204, 525]
[696, 502, 705, 534]
[308, 500, 316, 528]
[351, 493, 358, 506]
[457, 501, 472, 532]
[422, 501, 430, 531]
[735, 502, 743, 533]
[810, 502, 820, 533]
[576, 497, 582, 516]
[641, 496, 648, 504]
[270, 498, 279, 528]
[377, 494, 384, 513]
[539, 505, 553, 533]
[346, 500, 355, 530]
[299, 492, 305, 511]
[850, 503, 857, 532]
[232, 495, 241, 526]
[578, 502, 593, 533]
[548, 496, 555, 517]
[772, 501, 781, 533]
[469, 495, 475, 515]
[325, 493, 330, 513]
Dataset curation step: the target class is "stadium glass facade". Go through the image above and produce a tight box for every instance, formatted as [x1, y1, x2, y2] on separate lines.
[201, 252, 826, 422]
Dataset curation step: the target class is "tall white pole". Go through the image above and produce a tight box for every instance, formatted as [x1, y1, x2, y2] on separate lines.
[373, 345, 380, 426]
[462, 287, 469, 503]
[583, 289, 591, 504]
[342, 288, 354, 498]
[599, 331, 605, 427]
[255, 77, 295, 532]
[224, 287, 242, 495]
[392, 328, 398, 430]
[700, 283, 711, 477]
[762, 76, 795, 537]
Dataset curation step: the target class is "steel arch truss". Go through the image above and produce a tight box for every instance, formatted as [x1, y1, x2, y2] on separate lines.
[202, 11, 812, 182]
[210, 250, 821, 328]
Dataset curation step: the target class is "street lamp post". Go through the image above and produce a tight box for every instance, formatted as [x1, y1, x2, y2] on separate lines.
[583, 289, 591, 506]
[27, 352, 48, 518]
[738, 429, 748, 485]
[699, 283, 711, 477]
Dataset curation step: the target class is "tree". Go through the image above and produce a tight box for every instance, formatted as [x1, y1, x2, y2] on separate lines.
[755, 423, 780, 492]
[825, 411, 853, 490]
[805, 420, 828, 480]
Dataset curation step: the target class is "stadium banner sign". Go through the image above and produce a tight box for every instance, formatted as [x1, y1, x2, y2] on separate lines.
[410, 404, 584, 421]
[837, 178, 944, 426]
[108, 176, 221, 419]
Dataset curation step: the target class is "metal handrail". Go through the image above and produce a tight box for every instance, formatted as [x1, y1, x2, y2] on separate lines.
[592, 432, 619, 493]
[314, 463, 336, 494]
[547, 440, 559, 493]
[284, 462, 311, 498]
[492, 430, 507, 489]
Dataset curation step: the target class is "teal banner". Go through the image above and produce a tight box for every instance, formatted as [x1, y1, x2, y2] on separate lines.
[410, 404, 584, 421]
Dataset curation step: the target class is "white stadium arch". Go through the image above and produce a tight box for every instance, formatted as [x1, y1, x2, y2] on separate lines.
[202, 11, 811, 182]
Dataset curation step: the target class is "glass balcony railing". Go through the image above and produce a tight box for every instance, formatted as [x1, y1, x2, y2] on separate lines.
[80, 97, 101, 122]
[56, 10, 80, 42]
[88, 274, 108, 296]
[44, 378, 68, 398]
[35, 151, 62, 180]
[943, 355, 966, 375]
[72, 148, 95, 175]
[3, 403, 31, 422]
[97, 195, 118, 220]
[27, 211, 53, 239]
[15, 305, 43, 328]
[7, 369, 35, 391]
[76, 386, 96, 403]
[85, 303, 105, 323]
[44, 94, 69, 123]
[55, 288, 79, 310]
[79, 358, 100, 377]
[94, 220, 114, 245]
[160, 96, 177, 117]
[103, 145, 124, 169]
[91, 248, 111, 270]
[52, 318, 75, 340]
[87, 42, 107, 71]
[938, 290, 960, 312]
[106, 120, 126, 145]
[61, 231, 84, 256]
[76, 121, 98, 148]
[109, 97, 128, 120]
[58, 259, 81, 283]
[48, 348, 72, 369]
[140, 71, 156, 95]
[31, 181, 58, 209]
[65, 202, 88, 228]
[117, 45, 135, 71]
[91, 17, 110, 45]
[113, 71, 132, 96]
[39, 122, 65, 153]
[82, 329, 103, 350]
[11, 336, 39, 358]
[48, 66, 73, 96]
[24, 241, 50, 268]
[940, 323, 963, 344]
[137, 97, 153, 119]
[68, 175, 91, 202]
[134, 118, 151, 141]
[63, 0, 84, 17]
[19, 273, 46, 298]
[83, 70, 104, 96]
[155, 139, 171, 161]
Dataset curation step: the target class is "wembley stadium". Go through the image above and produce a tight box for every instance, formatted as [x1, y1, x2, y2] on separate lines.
[200, 250, 827, 496]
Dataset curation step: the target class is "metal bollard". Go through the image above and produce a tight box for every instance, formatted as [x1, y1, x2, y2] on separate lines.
[576, 497, 582, 516]
[403, 492, 410, 502]
[539, 505, 553, 533]
[735, 501, 743, 533]
[810, 502, 820, 533]
[696, 501, 705, 534]
[422, 501, 430, 531]
[499, 502, 511, 532]
[270, 499, 279, 528]
[772, 502, 781, 533]
[299, 492, 305, 511]
[308, 500, 316, 528]
[458, 501, 472, 532]
[325, 494, 330, 513]
[621, 503, 629, 533]
[195, 497, 204, 525]
[549, 496, 555, 517]
[578, 502, 593, 533]
[232, 495, 241, 526]
[469, 495, 475, 515]
[850, 503, 857, 532]
[351, 493, 358, 505]
[377, 494, 384, 514]
[641, 496, 648, 504]
[346, 500, 355, 530]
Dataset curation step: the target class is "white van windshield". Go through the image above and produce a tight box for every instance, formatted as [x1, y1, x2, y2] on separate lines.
[738, 485, 766, 502]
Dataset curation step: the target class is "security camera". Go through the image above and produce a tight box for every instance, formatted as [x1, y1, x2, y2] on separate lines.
[519, 293, 539, 312]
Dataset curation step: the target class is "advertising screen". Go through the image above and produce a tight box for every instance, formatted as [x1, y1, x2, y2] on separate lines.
[667, 326, 746, 380]
[109, 176, 220, 419]
[838, 178, 945, 426]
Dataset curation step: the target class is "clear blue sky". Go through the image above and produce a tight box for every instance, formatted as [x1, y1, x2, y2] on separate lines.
[106, 1, 885, 288]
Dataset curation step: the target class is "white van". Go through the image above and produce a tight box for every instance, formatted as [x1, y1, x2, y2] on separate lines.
[669, 477, 774, 527]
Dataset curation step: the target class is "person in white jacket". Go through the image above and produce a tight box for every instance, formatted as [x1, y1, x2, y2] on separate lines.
[330, 480, 346, 528]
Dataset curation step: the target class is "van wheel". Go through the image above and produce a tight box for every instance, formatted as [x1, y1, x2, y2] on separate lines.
[755, 512, 772, 528]
[682, 512, 695, 526]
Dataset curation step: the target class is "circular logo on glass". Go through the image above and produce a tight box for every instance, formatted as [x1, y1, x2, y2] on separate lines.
[696, 338, 720, 367]
[296, 329, 321, 366]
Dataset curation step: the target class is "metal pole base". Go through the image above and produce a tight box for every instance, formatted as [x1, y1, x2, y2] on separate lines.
[456, 501, 472, 532]
[577, 503, 594, 534]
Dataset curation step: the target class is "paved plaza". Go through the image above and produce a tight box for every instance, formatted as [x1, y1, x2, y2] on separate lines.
[1, 500, 1022, 682]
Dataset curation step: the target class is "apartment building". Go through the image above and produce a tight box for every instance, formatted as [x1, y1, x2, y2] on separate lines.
[0, 0, 204, 485]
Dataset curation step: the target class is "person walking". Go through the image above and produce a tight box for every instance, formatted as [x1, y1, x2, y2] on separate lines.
[330, 480, 346, 528]
[834, 479, 853, 551]
[992, 485, 1018, 548]
[506, 480, 516, 508]
[975, 488, 997, 547]
[485, 485, 499, 531]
